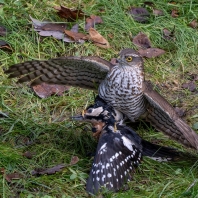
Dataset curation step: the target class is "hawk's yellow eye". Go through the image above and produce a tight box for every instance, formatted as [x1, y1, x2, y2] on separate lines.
[126, 56, 133, 62]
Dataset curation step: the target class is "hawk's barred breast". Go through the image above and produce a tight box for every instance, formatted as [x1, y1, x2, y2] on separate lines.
[99, 65, 146, 121]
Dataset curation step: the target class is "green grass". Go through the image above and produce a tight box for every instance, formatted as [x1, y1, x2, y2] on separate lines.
[0, 0, 198, 197]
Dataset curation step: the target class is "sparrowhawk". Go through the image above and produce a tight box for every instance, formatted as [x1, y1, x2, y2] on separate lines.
[5, 48, 198, 150]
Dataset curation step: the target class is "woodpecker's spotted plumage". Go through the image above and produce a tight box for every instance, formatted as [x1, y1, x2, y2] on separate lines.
[72, 96, 183, 194]
[5, 49, 198, 150]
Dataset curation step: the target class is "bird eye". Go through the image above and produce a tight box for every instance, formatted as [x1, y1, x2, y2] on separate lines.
[126, 56, 133, 62]
[87, 108, 93, 113]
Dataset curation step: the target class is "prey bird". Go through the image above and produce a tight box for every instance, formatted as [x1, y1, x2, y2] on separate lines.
[72, 96, 185, 195]
[5, 48, 198, 149]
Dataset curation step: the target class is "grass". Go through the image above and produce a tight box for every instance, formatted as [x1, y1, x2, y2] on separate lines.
[0, 0, 198, 197]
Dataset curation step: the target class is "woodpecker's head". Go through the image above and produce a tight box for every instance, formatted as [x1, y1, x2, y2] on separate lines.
[71, 96, 125, 135]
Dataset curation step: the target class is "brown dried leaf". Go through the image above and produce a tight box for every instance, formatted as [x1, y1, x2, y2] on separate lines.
[128, 7, 150, 23]
[88, 28, 110, 48]
[182, 81, 197, 92]
[32, 83, 70, 98]
[70, 24, 79, 33]
[85, 15, 103, 31]
[171, 9, 179, 18]
[138, 48, 165, 58]
[64, 30, 87, 42]
[90, 15, 103, 24]
[54, 5, 85, 21]
[5, 172, 23, 182]
[23, 151, 36, 159]
[32, 164, 66, 176]
[163, 27, 175, 40]
[0, 25, 7, 36]
[70, 156, 79, 165]
[188, 19, 198, 29]
[133, 32, 151, 49]
[30, 16, 70, 42]
[41, 23, 66, 32]
[153, 9, 164, 16]
[0, 40, 13, 52]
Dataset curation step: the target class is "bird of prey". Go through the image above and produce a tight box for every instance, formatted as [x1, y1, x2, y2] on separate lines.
[72, 96, 184, 195]
[5, 48, 198, 149]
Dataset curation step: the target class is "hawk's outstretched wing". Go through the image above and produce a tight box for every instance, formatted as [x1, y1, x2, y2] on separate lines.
[143, 81, 198, 150]
[5, 56, 113, 90]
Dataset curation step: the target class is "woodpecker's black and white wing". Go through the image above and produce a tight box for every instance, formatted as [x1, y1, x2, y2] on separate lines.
[143, 81, 198, 150]
[86, 130, 142, 195]
[5, 56, 113, 90]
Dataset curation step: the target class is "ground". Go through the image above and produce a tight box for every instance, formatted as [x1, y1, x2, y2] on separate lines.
[0, 0, 198, 197]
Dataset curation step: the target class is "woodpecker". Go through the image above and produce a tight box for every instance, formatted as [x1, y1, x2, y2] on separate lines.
[72, 96, 182, 195]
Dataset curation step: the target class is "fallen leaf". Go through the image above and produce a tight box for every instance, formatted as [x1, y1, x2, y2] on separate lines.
[41, 23, 66, 32]
[90, 15, 103, 24]
[133, 32, 151, 49]
[30, 16, 71, 42]
[0, 40, 12, 52]
[30, 16, 66, 32]
[188, 19, 198, 29]
[88, 28, 110, 48]
[171, 9, 179, 18]
[23, 151, 36, 159]
[163, 27, 175, 40]
[70, 24, 79, 33]
[174, 107, 186, 117]
[70, 156, 79, 165]
[85, 15, 103, 31]
[153, 9, 164, 16]
[64, 30, 87, 42]
[5, 172, 23, 182]
[32, 83, 70, 98]
[32, 164, 66, 176]
[128, 7, 150, 23]
[138, 48, 165, 58]
[54, 5, 85, 21]
[181, 81, 196, 92]
[0, 25, 7, 36]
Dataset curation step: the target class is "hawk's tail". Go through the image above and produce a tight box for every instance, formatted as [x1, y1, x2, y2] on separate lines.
[142, 140, 185, 162]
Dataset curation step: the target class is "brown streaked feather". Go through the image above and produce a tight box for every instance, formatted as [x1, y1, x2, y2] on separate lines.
[143, 81, 198, 149]
[5, 56, 113, 90]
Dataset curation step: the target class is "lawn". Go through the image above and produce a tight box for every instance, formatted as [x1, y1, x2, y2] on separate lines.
[0, 0, 198, 197]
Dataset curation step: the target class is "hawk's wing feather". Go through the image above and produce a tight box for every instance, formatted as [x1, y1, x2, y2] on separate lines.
[5, 56, 112, 90]
[143, 81, 198, 150]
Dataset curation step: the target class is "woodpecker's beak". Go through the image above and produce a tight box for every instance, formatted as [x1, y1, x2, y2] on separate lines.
[71, 115, 84, 121]
[71, 109, 86, 121]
